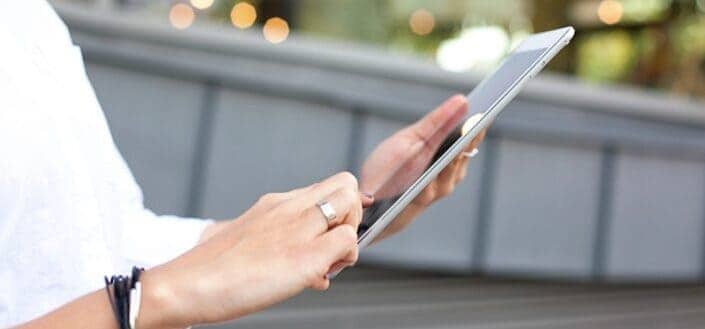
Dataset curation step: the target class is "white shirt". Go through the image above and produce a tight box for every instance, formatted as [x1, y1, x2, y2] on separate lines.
[0, 1, 212, 326]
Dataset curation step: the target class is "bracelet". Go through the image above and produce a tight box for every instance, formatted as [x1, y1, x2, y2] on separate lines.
[129, 266, 144, 329]
[104, 266, 145, 329]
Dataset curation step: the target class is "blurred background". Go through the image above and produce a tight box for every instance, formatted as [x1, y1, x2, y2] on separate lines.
[58, 0, 705, 98]
[53, 0, 705, 328]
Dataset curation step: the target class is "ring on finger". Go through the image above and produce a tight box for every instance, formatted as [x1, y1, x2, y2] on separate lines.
[316, 200, 337, 225]
[462, 148, 479, 159]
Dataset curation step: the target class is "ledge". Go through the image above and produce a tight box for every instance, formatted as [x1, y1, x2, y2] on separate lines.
[55, 3, 705, 128]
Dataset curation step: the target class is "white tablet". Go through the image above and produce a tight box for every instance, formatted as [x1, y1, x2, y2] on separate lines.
[354, 27, 575, 252]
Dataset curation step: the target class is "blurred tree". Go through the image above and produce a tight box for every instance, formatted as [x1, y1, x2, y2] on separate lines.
[79, 0, 703, 99]
[531, 0, 574, 72]
[577, 30, 636, 82]
[295, 0, 392, 44]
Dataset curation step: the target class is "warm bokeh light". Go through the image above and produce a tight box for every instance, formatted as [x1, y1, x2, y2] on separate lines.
[597, 0, 624, 25]
[230, 2, 257, 29]
[169, 3, 195, 30]
[436, 26, 509, 72]
[263, 17, 290, 44]
[190, 0, 214, 10]
[409, 9, 435, 36]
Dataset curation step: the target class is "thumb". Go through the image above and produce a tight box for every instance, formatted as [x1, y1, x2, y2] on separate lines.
[411, 94, 468, 142]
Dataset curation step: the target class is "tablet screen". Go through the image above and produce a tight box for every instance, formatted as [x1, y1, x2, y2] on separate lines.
[358, 47, 548, 239]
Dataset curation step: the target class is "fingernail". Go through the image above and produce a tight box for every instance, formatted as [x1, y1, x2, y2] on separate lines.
[360, 192, 374, 209]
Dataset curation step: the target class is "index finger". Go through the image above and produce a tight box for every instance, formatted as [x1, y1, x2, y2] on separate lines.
[289, 171, 359, 208]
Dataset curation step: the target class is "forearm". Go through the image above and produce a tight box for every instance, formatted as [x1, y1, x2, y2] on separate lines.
[15, 271, 177, 329]
[16, 288, 120, 329]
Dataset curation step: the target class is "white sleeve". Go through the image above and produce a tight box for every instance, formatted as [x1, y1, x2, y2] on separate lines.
[120, 209, 214, 268]
[100, 133, 214, 268]
[109, 145, 214, 268]
[28, 0, 217, 270]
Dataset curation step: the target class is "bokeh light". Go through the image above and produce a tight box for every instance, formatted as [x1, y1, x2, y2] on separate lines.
[169, 3, 195, 30]
[598, 0, 624, 25]
[125, 1, 705, 98]
[436, 26, 509, 72]
[190, 0, 214, 10]
[577, 30, 635, 82]
[263, 17, 290, 44]
[409, 9, 435, 36]
[230, 2, 257, 29]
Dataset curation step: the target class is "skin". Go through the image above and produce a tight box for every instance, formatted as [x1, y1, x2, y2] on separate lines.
[201, 94, 486, 242]
[359, 94, 486, 240]
[16, 95, 487, 329]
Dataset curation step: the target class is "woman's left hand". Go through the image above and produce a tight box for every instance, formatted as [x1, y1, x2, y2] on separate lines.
[359, 94, 488, 240]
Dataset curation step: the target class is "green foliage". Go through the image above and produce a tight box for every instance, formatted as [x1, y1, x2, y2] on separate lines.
[577, 30, 636, 82]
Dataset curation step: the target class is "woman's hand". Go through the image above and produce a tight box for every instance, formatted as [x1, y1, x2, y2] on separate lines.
[360, 95, 488, 240]
[138, 172, 364, 329]
[382, 126, 486, 239]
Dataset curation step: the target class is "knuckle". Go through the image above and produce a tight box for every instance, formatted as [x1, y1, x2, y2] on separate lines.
[342, 187, 358, 204]
[354, 216, 362, 228]
[312, 278, 330, 291]
[277, 199, 301, 217]
[439, 185, 454, 197]
[295, 203, 313, 221]
[297, 252, 325, 283]
[349, 246, 360, 263]
[350, 204, 363, 227]
[311, 263, 329, 284]
[337, 171, 358, 188]
[351, 211, 362, 228]
[339, 225, 358, 245]
[418, 189, 435, 205]
[257, 193, 275, 204]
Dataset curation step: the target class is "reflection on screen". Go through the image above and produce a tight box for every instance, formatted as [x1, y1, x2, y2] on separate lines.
[358, 48, 548, 239]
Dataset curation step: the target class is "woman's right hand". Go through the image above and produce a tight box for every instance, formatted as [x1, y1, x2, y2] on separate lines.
[138, 172, 364, 329]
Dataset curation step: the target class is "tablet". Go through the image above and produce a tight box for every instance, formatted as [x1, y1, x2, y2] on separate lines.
[355, 27, 575, 250]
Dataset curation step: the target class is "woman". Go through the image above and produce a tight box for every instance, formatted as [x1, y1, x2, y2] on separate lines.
[1, 1, 486, 328]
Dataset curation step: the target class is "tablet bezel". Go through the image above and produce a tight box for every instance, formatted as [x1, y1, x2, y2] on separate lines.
[357, 26, 575, 250]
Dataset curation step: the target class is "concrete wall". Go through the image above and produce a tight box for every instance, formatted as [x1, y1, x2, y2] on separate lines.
[58, 4, 705, 282]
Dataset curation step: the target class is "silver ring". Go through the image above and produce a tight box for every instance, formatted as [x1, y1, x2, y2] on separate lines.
[316, 200, 337, 224]
[462, 148, 479, 158]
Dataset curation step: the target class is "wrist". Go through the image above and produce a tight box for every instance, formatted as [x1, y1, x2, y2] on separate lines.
[137, 267, 191, 329]
[198, 221, 230, 243]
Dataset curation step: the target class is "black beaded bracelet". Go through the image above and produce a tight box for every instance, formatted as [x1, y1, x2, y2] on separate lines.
[105, 267, 144, 329]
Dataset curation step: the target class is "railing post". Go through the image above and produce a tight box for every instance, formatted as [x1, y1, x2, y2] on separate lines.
[592, 144, 617, 280]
